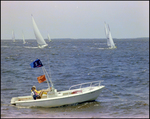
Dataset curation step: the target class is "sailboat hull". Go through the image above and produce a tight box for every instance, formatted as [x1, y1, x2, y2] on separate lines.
[23, 42, 26, 44]
[108, 46, 117, 49]
[38, 44, 48, 48]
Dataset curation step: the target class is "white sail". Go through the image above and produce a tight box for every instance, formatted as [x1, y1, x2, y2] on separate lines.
[104, 22, 116, 49]
[31, 14, 48, 48]
[104, 22, 111, 46]
[47, 34, 52, 42]
[12, 30, 15, 42]
[107, 24, 116, 48]
[22, 31, 26, 44]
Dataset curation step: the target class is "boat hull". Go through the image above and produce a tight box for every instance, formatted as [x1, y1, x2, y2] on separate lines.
[12, 86, 104, 107]
[108, 46, 117, 49]
[38, 44, 48, 48]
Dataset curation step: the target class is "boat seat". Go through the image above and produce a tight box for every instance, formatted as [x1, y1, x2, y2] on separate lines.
[18, 97, 33, 101]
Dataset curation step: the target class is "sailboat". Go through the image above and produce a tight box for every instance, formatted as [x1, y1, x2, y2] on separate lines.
[31, 14, 48, 48]
[104, 23, 111, 47]
[47, 33, 52, 42]
[12, 30, 15, 42]
[22, 31, 26, 44]
[104, 22, 117, 49]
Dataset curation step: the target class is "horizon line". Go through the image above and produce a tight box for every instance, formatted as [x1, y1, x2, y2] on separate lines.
[1, 37, 149, 40]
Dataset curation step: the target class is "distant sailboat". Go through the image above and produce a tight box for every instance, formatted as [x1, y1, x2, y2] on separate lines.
[12, 30, 15, 42]
[22, 31, 26, 44]
[47, 33, 52, 42]
[104, 22, 111, 47]
[104, 22, 117, 49]
[31, 14, 48, 48]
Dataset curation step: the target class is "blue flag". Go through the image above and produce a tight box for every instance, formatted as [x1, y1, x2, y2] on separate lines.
[30, 59, 43, 68]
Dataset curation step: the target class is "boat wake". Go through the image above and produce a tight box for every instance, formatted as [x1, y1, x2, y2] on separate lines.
[94, 43, 106, 45]
[90, 47, 107, 50]
[97, 48, 106, 49]
[24, 46, 39, 49]
[90, 66, 101, 69]
[1, 46, 10, 48]
[2, 46, 22, 48]
[98, 47, 116, 50]
[16, 105, 31, 109]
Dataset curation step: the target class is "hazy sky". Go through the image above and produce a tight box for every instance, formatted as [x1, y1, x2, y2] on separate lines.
[1, 1, 149, 39]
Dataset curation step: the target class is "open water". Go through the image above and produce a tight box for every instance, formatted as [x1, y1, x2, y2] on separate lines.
[1, 38, 149, 118]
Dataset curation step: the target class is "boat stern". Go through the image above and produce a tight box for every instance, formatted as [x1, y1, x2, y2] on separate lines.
[11, 97, 19, 105]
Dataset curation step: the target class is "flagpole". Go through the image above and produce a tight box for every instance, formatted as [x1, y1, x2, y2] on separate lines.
[43, 66, 54, 89]
[47, 58, 54, 89]
[42, 67, 50, 89]
[30, 59, 53, 90]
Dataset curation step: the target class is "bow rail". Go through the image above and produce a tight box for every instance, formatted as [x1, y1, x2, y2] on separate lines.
[69, 80, 104, 90]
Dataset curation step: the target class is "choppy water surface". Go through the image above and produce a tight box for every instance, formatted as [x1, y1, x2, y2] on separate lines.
[1, 38, 149, 118]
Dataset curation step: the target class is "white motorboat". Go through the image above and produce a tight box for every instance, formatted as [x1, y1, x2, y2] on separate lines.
[10, 59, 105, 107]
[11, 81, 104, 107]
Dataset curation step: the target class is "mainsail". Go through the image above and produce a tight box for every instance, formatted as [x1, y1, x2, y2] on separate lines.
[107, 25, 116, 48]
[31, 14, 48, 48]
[104, 22, 111, 46]
[12, 30, 15, 42]
[104, 22, 116, 49]
[47, 33, 52, 42]
[22, 31, 26, 44]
